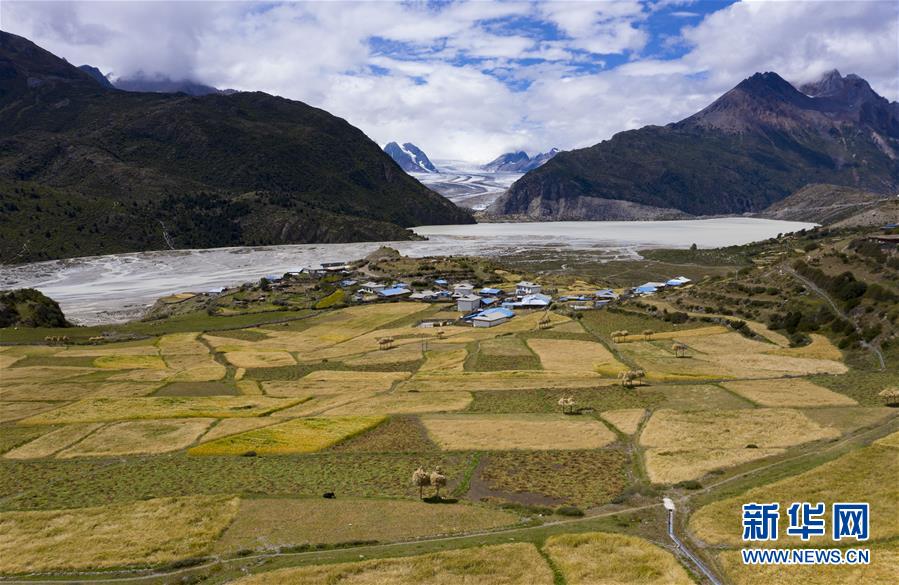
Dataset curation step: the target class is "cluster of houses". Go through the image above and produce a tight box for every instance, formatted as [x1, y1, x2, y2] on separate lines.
[243, 260, 693, 330]
[631, 276, 691, 296]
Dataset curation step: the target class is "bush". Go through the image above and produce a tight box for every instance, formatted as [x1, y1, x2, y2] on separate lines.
[674, 480, 702, 490]
[555, 505, 585, 517]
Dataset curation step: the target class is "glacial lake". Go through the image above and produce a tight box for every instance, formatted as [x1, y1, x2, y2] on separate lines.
[1, 218, 815, 324]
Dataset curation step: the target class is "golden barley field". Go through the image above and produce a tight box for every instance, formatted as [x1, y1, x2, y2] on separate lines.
[214, 498, 519, 553]
[722, 378, 857, 408]
[4, 423, 103, 459]
[527, 338, 626, 375]
[188, 415, 385, 455]
[262, 370, 410, 397]
[229, 543, 554, 585]
[689, 440, 899, 547]
[715, 541, 898, 585]
[543, 532, 694, 585]
[640, 408, 840, 483]
[19, 396, 300, 424]
[57, 418, 214, 457]
[0, 496, 239, 573]
[323, 389, 473, 415]
[421, 414, 617, 450]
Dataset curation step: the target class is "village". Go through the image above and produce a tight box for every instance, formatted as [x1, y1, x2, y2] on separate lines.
[184, 251, 694, 331]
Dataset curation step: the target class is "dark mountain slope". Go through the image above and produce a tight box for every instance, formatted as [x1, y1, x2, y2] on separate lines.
[760, 183, 891, 224]
[490, 71, 899, 220]
[0, 32, 471, 263]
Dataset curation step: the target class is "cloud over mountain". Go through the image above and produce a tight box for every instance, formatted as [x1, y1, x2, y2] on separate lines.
[3, 0, 895, 162]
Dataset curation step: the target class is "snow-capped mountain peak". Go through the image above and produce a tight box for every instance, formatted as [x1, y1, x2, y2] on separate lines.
[384, 142, 439, 173]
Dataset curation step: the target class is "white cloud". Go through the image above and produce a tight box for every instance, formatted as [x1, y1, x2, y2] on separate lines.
[1, 0, 895, 163]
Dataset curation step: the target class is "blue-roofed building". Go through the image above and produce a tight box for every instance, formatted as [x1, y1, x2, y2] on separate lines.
[471, 307, 515, 328]
[634, 283, 659, 295]
[339, 279, 357, 287]
[665, 276, 691, 287]
[377, 286, 411, 298]
[434, 278, 448, 286]
[503, 293, 552, 309]
[595, 289, 619, 300]
[479, 287, 502, 296]
[481, 297, 499, 306]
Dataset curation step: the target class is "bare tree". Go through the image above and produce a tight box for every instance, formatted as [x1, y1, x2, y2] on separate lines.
[412, 466, 430, 499]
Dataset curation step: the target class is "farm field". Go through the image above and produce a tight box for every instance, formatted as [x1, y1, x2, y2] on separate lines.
[421, 414, 617, 450]
[213, 498, 520, 553]
[1, 241, 897, 583]
[0, 495, 238, 573]
[689, 435, 899, 547]
[640, 408, 841, 483]
[230, 543, 555, 585]
[543, 532, 694, 585]
[189, 416, 385, 455]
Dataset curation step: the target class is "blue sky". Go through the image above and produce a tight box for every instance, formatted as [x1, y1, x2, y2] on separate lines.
[4, 1, 897, 161]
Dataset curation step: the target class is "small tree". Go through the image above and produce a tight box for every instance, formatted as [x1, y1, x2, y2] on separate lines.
[412, 466, 430, 499]
[643, 329, 654, 340]
[259, 277, 271, 291]
[430, 467, 447, 499]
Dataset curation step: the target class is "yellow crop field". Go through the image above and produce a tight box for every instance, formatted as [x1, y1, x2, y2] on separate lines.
[716, 541, 898, 585]
[641, 409, 840, 450]
[401, 370, 611, 392]
[262, 370, 410, 397]
[58, 419, 214, 457]
[1, 366, 97, 384]
[601, 409, 645, 435]
[618, 331, 846, 381]
[645, 447, 785, 484]
[0, 496, 239, 574]
[422, 414, 616, 450]
[419, 347, 468, 372]
[323, 390, 473, 415]
[689, 443, 899, 547]
[616, 326, 728, 343]
[214, 498, 519, 553]
[527, 338, 626, 375]
[106, 369, 172, 382]
[685, 333, 846, 376]
[223, 350, 296, 368]
[874, 430, 899, 448]
[230, 543, 553, 585]
[343, 342, 423, 365]
[641, 408, 840, 483]
[188, 416, 385, 455]
[59, 345, 160, 358]
[4, 424, 103, 459]
[765, 333, 843, 361]
[236, 379, 262, 395]
[196, 418, 282, 443]
[267, 392, 374, 418]
[0, 401, 62, 423]
[19, 396, 300, 424]
[543, 532, 694, 585]
[94, 355, 167, 370]
[723, 379, 856, 407]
